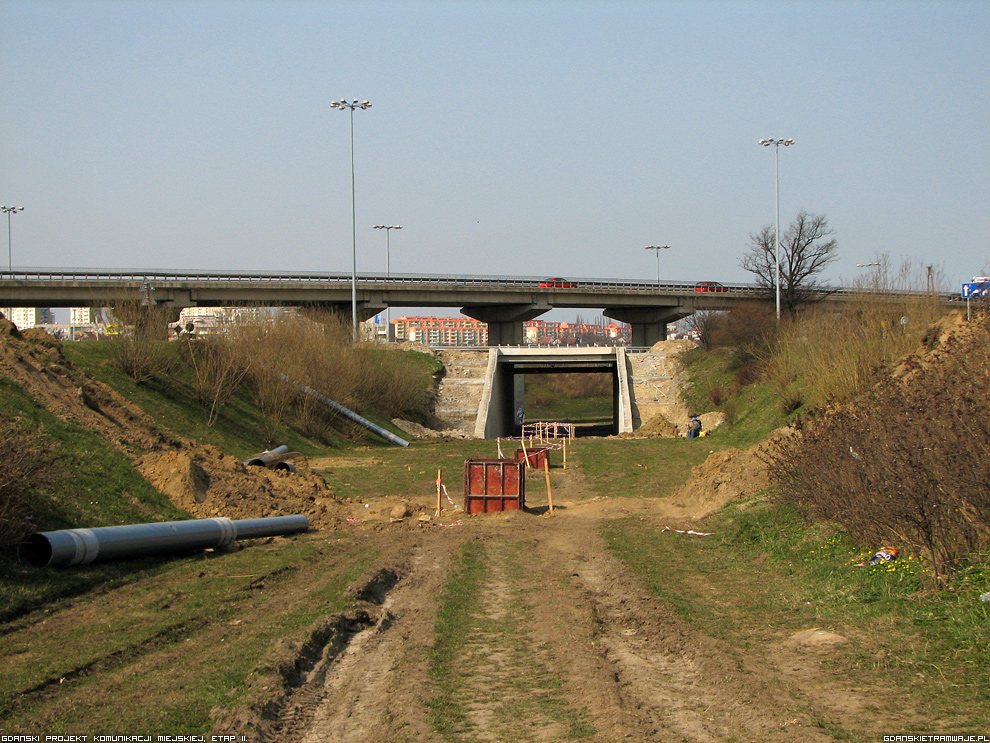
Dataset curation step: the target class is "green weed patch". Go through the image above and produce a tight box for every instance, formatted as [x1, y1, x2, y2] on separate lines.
[0, 534, 374, 732]
[603, 503, 990, 731]
[427, 539, 596, 741]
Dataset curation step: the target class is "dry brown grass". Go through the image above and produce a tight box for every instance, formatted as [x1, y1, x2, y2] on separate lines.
[762, 261, 948, 409]
[0, 420, 59, 548]
[766, 309, 990, 582]
[225, 311, 437, 443]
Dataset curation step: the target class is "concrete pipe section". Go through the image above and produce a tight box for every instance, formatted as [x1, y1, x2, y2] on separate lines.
[17, 515, 310, 568]
[243, 445, 297, 472]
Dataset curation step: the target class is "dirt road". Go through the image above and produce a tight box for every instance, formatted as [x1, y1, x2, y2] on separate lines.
[242, 493, 867, 743]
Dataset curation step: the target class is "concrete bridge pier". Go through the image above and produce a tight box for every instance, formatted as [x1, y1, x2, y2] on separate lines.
[604, 306, 690, 347]
[462, 303, 550, 346]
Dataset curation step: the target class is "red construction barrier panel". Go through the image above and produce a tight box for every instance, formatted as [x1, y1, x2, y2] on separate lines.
[463, 459, 526, 514]
[515, 447, 550, 470]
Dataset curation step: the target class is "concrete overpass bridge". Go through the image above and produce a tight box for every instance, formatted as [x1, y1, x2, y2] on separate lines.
[0, 268, 954, 347]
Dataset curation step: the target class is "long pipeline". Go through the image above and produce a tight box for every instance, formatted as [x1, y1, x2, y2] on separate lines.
[17, 515, 310, 568]
[278, 374, 410, 447]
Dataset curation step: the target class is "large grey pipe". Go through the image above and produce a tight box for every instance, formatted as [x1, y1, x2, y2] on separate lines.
[243, 446, 298, 472]
[17, 515, 310, 568]
[243, 445, 293, 469]
[278, 374, 410, 447]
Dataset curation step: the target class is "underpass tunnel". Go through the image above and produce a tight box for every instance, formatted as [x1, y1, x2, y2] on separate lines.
[478, 349, 626, 438]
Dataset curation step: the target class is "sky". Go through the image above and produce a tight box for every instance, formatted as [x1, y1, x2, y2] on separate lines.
[1, 0, 988, 321]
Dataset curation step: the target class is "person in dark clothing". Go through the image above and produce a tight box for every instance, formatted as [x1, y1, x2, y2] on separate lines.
[687, 416, 702, 438]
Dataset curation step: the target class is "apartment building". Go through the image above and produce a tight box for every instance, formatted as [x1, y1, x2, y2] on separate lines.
[391, 316, 632, 347]
[393, 316, 488, 346]
[0, 307, 55, 329]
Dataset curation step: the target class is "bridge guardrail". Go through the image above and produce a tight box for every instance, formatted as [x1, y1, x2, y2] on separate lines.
[0, 267, 958, 303]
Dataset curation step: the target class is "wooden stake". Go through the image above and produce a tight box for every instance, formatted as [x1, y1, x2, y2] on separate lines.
[520, 436, 529, 469]
[563, 437, 567, 470]
[544, 458, 554, 514]
[436, 468, 442, 517]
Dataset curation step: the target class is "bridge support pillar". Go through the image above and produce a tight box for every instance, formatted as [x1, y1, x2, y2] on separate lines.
[604, 307, 689, 348]
[462, 304, 549, 346]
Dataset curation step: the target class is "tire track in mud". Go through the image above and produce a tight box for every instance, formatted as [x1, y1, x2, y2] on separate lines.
[442, 538, 596, 742]
[273, 540, 455, 743]
[277, 504, 857, 742]
[533, 507, 837, 742]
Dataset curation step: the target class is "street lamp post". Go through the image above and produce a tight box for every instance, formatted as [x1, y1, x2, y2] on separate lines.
[373, 224, 402, 341]
[644, 245, 671, 290]
[1, 205, 24, 273]
[758, 138, 794, 321]
[331, 99, 372, 342]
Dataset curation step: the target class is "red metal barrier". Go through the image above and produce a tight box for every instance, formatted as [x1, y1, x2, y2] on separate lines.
[464, 459, 526, 514]
[515, 447, 549, 470]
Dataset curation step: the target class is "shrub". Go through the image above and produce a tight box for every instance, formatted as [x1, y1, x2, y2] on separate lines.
[227, 311, 439, 442]
[104, 300, 178, 384]
[0, 418, 59, 550]
[776, 386, 803, 416]
[766, 312, 990, 583]
[710, 302, 778, 359]
[703, 378, 730, 407]
[176, 336, 250, 425]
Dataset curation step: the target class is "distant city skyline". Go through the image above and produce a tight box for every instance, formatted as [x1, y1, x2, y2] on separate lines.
[2, 0, 987, 328]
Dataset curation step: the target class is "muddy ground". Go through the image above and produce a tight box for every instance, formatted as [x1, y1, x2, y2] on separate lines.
[0, 322, 918, 740]
[209, 480, 913, 743]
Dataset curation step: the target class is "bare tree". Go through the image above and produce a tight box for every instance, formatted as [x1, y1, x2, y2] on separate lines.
[681, 310, 721, 349]
[741, 211, 839, 315]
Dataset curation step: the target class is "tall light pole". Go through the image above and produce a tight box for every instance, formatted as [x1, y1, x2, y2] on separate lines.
[331, 98, 372, 342]
[758, 137, 794, 321]
[373, 224, 402, 341]
[1, 206, 24, 273]
[644, 245, 671, 289]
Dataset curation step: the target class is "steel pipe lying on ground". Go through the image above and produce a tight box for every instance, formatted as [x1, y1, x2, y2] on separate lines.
[243, 445, 289, 467]
[242, 445, 298, 471]
[17, 515, 310, 568]
[277, 374, 410, 447]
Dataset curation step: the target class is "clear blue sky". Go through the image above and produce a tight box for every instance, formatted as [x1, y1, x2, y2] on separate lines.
[2, 0, 988, 299]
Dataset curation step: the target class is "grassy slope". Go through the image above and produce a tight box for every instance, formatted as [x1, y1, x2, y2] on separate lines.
[1, 339, 386, 731]
[0, 339, 409, 621]
[62, 341, 341, 459]
[0, 371, 191, 622]
[598, 347, 990, 733]
[2, 337, 986, 733]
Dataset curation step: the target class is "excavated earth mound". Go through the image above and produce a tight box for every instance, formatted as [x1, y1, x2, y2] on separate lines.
[136, 447, 347, 529]
[0, 322, 342, 528]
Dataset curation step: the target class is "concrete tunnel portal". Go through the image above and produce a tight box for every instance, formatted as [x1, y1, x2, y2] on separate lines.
[473, 347, 634, 439]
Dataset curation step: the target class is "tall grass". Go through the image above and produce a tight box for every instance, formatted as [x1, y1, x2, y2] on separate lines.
[96, 308, 442, 446]
[767, 311, 990, 582]
[227, 311, 441, 442]
[767, 259, 950, 410]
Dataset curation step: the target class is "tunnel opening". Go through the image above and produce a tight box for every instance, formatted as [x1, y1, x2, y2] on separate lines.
[522, 371, 614, 437]
[475, 347, 632, 440]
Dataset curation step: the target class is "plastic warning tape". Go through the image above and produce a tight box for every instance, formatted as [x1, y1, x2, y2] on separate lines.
[662, 526, 713, 536]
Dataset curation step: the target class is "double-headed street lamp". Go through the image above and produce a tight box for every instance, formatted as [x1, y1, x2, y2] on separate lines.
[331, 98, 372, 342]
[644, 245, 671, 289]
[1, 205, 24, 273]
[373, 224, 402, 340]
[758, 137, 794, 321]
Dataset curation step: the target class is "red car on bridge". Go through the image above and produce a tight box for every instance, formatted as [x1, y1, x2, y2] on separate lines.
[539, 277, 578, 288]
[694, 281, 729, 293]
